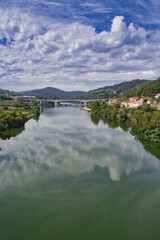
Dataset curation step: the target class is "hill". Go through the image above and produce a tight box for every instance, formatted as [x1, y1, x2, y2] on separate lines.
[126, 78, 160, 98]
[0, 89, 20, 97]
[20, 87, 86, 99]
[78, 79, 150, 99]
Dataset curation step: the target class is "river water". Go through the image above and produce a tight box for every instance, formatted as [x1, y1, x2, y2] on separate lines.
[0, 107, 160, 240]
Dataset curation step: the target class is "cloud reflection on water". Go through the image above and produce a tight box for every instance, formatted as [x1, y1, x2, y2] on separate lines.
[0, 107, 160, 189]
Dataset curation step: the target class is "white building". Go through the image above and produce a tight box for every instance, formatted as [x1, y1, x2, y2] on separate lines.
[155, 93, 160, 99]
[13, 96, 37, 102]
[121, 99, 144, 108]
[129, 99, 144, 108]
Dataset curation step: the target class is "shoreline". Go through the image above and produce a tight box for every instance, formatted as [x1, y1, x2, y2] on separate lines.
[81, 107, 91, 112]
[90, 101, 160, 143]
[26, 113, 36, 120]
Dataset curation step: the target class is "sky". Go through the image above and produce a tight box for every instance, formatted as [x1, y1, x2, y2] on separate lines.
[0, 0, 160, 91]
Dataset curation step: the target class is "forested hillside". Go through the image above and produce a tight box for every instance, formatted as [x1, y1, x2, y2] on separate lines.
[0, 89, 19, 97]
[126, 78, 160, 98]
[78, 79, 150, 99]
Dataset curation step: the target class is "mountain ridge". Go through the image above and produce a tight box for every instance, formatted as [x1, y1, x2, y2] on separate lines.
[1, 78, 158, 100]
[20, 87, 86, 100]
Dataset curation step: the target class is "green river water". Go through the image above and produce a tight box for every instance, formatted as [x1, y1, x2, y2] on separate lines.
[0, 107, 160, 240]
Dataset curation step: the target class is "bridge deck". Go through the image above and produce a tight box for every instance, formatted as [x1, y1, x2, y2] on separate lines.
[37, 99, 106, 102]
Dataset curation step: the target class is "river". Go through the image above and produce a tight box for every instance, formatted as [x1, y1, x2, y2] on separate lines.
[0, 107, 160, 240]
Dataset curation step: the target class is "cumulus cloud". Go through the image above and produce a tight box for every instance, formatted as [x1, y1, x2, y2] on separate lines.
[0, 6, 160, 91]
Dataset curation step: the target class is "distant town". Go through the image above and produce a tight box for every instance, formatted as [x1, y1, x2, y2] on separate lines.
[108, 94, 160, 110]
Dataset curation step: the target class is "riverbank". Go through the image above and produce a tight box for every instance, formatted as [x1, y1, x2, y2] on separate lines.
[90, 100, 160, 143]
[81, 107, 91, 111]
[0, 100, 40, 136]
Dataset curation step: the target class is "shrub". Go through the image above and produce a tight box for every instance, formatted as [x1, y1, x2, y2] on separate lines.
[3, 106, 8, 110]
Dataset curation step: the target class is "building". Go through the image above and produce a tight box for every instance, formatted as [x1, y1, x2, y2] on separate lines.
[129, 97, 140, 102]
[142, 97, 154, 105]
[108, 98, 122, 105]
[155, 93, 160, 99]
[146, 98, 154, 105]
[12, 96, 37, 102]
[129, 99, 144, 108]
[121, 99, 144, 108]
[121, 101, 130, 108]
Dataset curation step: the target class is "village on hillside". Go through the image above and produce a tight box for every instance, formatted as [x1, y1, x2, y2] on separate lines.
[108, 93, 160, 110]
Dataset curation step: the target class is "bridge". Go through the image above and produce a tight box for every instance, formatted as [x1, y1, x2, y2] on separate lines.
[36, 99, 106, 107]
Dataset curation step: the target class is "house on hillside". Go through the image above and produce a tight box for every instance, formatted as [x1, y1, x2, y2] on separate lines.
[130, 97, 140, 102]
[146, 98, 154, 105]
[129, 99, 144, 108]
[108, 98, 122, 105]
[121, 99, 144, 108]
[155, 93, 160, 99]
[121, 101, 130, 108]
[142, 97, 154, 105]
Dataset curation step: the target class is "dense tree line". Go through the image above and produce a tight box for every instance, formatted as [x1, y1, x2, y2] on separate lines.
[0, 111, 25, 131]
[126, 78, 160, 98]
[0, 96, 13, 100]
[90, 101, 160, 142]
[0, 101, 40, 133]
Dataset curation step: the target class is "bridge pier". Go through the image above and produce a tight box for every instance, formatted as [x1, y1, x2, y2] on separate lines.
[40, 105, 44, 112]
[84, 101, 87, 107]
[55, 101, 58, 107]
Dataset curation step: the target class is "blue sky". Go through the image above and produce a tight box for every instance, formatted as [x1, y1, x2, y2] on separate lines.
[0, 0, 160, 91]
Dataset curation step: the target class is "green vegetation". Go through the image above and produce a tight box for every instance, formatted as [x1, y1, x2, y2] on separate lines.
[0, 100, 15, 106]
[0, 126, 25, 140]
[0, 96, 13, 100]
[126, 78, 160, 98]
[0, 110, 26, 131]
[0, 88, 21, 97]
[138, 138, 160, 160]
[79, 79, 150, 99]
[0, 100, 40, 136]
[90, 101, 160, 142]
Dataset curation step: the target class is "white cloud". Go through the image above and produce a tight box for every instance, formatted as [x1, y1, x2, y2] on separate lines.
[0, 8, 160, 91]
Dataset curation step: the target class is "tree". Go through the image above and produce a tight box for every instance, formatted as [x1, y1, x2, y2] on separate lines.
[3, 106, 8, 110]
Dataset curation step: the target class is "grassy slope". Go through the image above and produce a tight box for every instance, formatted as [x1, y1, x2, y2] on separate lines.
[0, 100, 15, 106]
